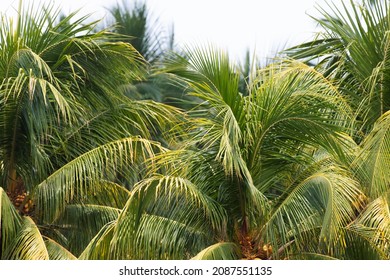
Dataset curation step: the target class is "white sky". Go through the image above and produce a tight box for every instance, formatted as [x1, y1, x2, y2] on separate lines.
[0, 0, 329, 61]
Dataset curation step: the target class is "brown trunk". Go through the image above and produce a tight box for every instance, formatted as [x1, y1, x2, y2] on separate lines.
[7, 168, 17, 193]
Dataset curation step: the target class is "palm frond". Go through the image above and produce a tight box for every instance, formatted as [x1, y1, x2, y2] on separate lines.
[262, 163, 362, 258]
[354, 111, 390, 197]
[3, 216, 48, 260]
[109, 175, 228, 259]
[0, 187, 22, 257]
[34, 137, 165, 223]
[126, 213, 211, 259]
[191, 242, 240, 260]
[45, 237, 77, 260]
[346, 192, 390, 259]
[286, 0, 390, 134]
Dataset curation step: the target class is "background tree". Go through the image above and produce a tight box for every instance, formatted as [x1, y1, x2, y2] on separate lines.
[104, 0, 197, 109]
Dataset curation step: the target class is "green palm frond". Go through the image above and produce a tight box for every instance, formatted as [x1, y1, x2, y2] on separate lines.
[108, 174, 228, 259]
[354, 111, 390, 197]
[342, 229, 388, 260]
[50, 100, 183, 164]
[34, 137, 165, 223]
[249, 62, 351, 155]
[45, 237, 77, 260]
[191, 242, 241, 260]
[72, 181, 130, 209]
[0, 0, 147, 190]
[3, 216, 48, 260]
[262, 162, 362, 258]
[286, 0, 390, 135]
[346, 191, 390, 259]
[0, 187, 22, 257]
[127, 213, 211, 259]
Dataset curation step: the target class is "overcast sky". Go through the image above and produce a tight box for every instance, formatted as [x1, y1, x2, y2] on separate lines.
[0, 0, 329, 61]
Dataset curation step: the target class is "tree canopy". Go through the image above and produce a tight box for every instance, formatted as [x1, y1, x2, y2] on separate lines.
[0, 0, 389, 260]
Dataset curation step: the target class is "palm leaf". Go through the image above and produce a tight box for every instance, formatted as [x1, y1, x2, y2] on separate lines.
[34, 137, 165, 223]
[3, 216, 48, 260]
[286, 0, 390, 134]
[191, 242, 240, 260]
[45, 237, 77, 260]
[109, 175, 228, 259]
[0, 187, 22, 257]
[346, 192, 390, 259]
[262, 162, 362, 258]
[354, 111, 390, 197]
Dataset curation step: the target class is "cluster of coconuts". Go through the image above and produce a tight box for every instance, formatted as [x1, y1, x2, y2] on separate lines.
[11, 192, 34, 215]
[239, 236, 273, 260]
[13, 192, 26, 208]
[262, 244, 273, 255]
[22, 199, 34, 214]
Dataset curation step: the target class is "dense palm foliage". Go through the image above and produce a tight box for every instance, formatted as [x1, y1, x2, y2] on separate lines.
[286, 0, 390, 259]
[0, 1, 180, 259]
[1, 0, 389, 260]
[286, 0, 390, 138]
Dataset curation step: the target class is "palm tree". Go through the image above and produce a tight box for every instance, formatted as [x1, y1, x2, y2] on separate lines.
[0, 1, 181, 259]
[104, 0, 198, 110]
[285, 0, 390, 259]
[286, 0, 390, 139]
[106, 0, 167, 63]
[2, 0, 389, 260]
[80, 47, 369, 260]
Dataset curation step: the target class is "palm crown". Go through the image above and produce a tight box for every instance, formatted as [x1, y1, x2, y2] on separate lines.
[1, 0, 389, 260]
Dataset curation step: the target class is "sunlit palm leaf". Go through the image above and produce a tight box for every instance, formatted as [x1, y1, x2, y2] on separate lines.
[45, 238, 77, 260]
[354, 111, 390, 197]
[191, 242, 240, 260]
[3, 217, 48, 260]
[34, 137, 165, 223]
[0, 187, 22, 257]
[347, 192, 390, 259]
[262, 162, 362, 258]
[109, 175, 228, 259]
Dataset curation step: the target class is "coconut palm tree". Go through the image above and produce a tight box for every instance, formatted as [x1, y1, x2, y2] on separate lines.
[285, 0, 390, 259]
[106, 0, 167, 63]
[2, 0, 389, 260]
[286, 0, 390, 139]
[79, 47, 370, 260]
[0, 1, 181, 259]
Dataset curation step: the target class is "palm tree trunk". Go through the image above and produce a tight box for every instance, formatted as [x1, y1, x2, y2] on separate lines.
[7, 167, 17, 193]
[236, 178, 249, 238]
